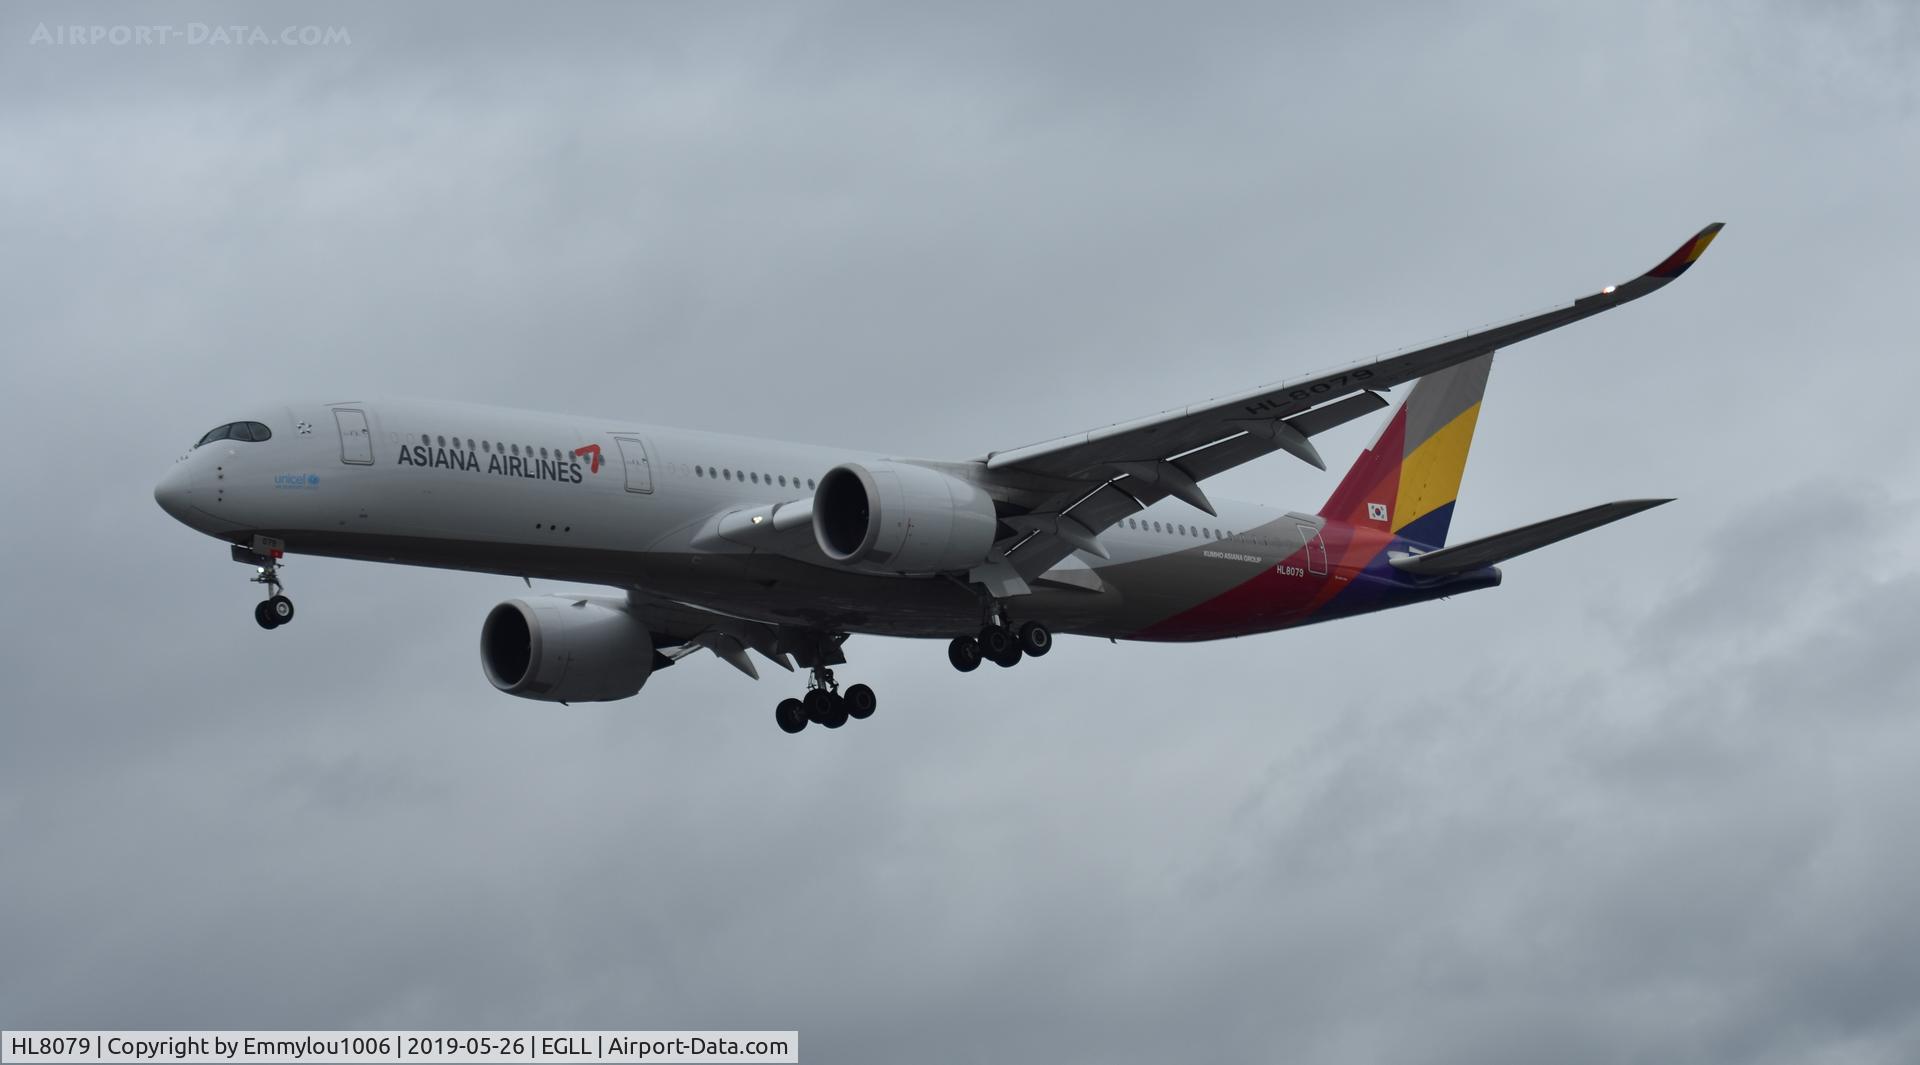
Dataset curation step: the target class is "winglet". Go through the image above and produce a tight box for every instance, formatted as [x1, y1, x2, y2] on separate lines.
[1642, 222, 1725, 280]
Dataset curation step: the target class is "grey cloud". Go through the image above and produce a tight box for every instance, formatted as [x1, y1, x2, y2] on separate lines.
[4, 3, 1920, 1063]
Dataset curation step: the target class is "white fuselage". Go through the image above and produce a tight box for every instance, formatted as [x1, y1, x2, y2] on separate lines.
[155, 398, 1315, 640]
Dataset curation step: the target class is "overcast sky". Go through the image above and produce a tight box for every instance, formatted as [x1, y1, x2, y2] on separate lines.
[4, 2, 1919, 1062]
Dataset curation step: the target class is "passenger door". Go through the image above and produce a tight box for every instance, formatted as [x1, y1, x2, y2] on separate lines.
[1296, 523, 1329, 576]
[333, 408, 374, 465]
[613, 435, 652, 494]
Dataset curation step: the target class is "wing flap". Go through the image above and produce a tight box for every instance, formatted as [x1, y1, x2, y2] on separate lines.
[1272, 389, 1392, 439]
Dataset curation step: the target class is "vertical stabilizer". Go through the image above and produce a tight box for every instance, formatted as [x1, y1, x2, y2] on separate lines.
[1318, 353, 1493, 547]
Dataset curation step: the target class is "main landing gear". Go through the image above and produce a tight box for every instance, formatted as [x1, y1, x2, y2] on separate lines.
[235, 543, 296, 630]
[949, 620, 1051, 672]
[775, 664, 878, 735]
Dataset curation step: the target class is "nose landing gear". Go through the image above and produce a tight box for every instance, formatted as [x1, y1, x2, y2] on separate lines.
[234, 542, 295, 630]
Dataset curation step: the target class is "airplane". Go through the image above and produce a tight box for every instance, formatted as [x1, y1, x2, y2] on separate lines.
[155, 223, 1722, 734]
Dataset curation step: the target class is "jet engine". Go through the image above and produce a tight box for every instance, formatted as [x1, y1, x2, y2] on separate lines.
[479, 594, 656, 702]
[812, 460, 999, 572]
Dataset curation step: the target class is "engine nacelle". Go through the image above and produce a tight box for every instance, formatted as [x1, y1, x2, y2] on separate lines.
[812, 460, 999, 572]
[479, 594, 655, 703]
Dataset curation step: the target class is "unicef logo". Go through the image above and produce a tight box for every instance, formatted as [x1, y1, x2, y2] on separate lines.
[307, 474, 320, 486]
[273, 473, 322, 490]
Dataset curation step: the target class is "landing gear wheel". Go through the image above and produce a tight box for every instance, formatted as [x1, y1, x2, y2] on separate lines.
[266, 595, 295, 626]
[776, 698, 807, 734]
[817, 693, 849, 729]
[977, 624, 1014, 662]
[992, 643, 1023, 668]
[803, 688, 835, 724]
[948, 637, 983, 672]
[844, 683, 877, 720]
[254, 601, 280, 630]
[1018, 622, 1052, 657]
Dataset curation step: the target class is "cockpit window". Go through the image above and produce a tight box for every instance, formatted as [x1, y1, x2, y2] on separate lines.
[194, 421, 272, 448]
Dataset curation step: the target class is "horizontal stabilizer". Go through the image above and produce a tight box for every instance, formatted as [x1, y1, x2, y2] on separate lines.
[1389, 499, 1671, 577]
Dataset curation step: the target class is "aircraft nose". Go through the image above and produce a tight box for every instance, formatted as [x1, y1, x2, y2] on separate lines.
[154, 460, 194, 524]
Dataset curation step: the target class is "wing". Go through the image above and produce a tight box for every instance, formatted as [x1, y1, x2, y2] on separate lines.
[625, 589, 846, 679]
[979, 224, 1724, 578]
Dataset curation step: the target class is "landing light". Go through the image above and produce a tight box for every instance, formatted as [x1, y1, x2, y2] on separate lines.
[1602, 285, 1617, 294]
[751, 515, 764, 524]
